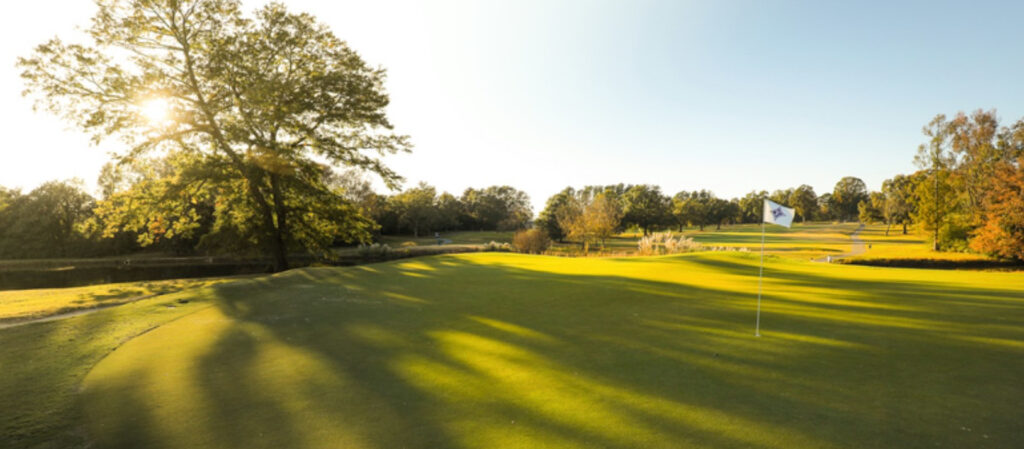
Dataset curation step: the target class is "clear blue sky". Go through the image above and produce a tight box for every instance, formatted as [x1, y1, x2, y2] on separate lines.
[3, 0, 1024, 212]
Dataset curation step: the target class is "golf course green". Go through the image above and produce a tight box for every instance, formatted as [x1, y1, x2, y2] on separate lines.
[67, 251, 1023, 449]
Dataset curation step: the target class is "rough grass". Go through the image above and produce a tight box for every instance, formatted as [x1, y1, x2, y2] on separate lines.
[61, 252, 1024, 449]
[0, 277, 237, 323]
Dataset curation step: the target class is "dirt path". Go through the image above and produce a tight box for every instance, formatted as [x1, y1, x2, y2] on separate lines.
[0, 293, 160, 331]
[813, 223, 866, 263]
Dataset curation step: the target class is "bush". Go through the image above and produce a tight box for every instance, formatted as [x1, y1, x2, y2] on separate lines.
[356, 243, 392, 258]
[513, 229, 551, 254]
[637, 232, 702, 255]
[400, 241, 417, 247]
[482, 241, 512, 252]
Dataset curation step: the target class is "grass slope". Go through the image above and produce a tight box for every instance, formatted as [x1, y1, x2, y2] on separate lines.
[0, 287, 217, 448]
[75, 252, 1024, 449]
[0, 277, 236, 324]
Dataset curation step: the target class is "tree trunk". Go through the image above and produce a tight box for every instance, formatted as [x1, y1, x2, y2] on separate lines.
[933, 170, 940, 251]
[902, 223, 908, 235]
[269, 174, 289, 272]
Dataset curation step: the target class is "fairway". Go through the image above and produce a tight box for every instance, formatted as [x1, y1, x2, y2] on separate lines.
[77, 252, 1024, 449]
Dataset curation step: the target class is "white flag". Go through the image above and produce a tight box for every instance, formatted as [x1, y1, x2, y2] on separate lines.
[763, 199, 795, 228]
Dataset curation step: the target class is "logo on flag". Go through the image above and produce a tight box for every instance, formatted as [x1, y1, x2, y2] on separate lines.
[763, 199, 794, 228]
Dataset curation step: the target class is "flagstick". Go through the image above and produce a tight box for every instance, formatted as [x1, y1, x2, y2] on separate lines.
[755, 219, 765, 337]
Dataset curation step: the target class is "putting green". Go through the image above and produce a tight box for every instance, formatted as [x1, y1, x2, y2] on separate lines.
[81, 252, 1024, 449]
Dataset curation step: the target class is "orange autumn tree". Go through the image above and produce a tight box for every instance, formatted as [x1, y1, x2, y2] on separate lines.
[970, 156, 1024, 260]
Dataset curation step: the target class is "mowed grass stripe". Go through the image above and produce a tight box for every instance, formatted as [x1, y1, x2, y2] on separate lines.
[79, 252, 1024, 449]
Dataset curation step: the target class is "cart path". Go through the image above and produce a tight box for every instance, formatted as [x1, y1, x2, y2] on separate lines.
[813, 223, 866, 263]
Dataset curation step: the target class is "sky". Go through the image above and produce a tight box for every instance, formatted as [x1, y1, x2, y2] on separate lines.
[3, 0, 1024, 214]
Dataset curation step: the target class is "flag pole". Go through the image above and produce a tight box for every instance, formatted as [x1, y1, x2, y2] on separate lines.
[755, 217, 765, 337]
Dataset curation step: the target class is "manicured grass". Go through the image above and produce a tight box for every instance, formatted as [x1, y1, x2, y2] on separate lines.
[547, 222, 860, 259]
[0, 277, 236, 323]
[851, 224, 994, 263]
[679, 222, 859, 259]
[65, 252, 1024, 449]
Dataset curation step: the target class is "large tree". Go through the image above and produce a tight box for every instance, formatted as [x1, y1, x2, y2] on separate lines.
[19, 0, 409, 270]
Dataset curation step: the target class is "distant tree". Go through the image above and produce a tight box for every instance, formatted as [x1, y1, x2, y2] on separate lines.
[586, 193, 624, 249]
[434, 192, 463, 232]
[736, 191, 767, 224]
[832, 177, 869, 222]
[329, 170, 377, 207]
[913, 115, 959, 250]
[0, 187, 19, 214]
[769, 188, 794, 207]
[709, 197, 739, 230]
[0, 180, 95, 258]
[881, 174, 918, 235]
[970, 156, 1024, 260]
[621, 185, 671, 235]
[788, 185, 818, 223]
[537, 187, 575, 242]
[947, 109, 1003, 219]
[673, 190, 714, 231]
[857, 192, 886, 224]
[461, 186, 532, 231]
[369, 194, 401, 235]
[393, 183, 438, 238]
[817, 193, 837, 221]
[556, 195, 588, 252]
[19, 1, 410, 270]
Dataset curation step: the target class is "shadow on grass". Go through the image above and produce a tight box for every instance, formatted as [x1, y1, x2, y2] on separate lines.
[0, 289, 213, 449]
[78, 254, 1024, 449]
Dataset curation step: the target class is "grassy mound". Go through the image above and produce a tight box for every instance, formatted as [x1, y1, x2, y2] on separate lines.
[78, 252, 1024, 449]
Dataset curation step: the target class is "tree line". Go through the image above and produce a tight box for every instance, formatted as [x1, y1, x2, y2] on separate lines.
[857, 110, 1024, 259]
[0, 170, 533, 260]
[531, 179, 867, 252]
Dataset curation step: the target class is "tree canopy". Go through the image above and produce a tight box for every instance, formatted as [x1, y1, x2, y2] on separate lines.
[19, 0, 410, 270]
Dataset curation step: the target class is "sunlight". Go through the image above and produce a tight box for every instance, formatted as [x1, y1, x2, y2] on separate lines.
[140, 98, 171, 125]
